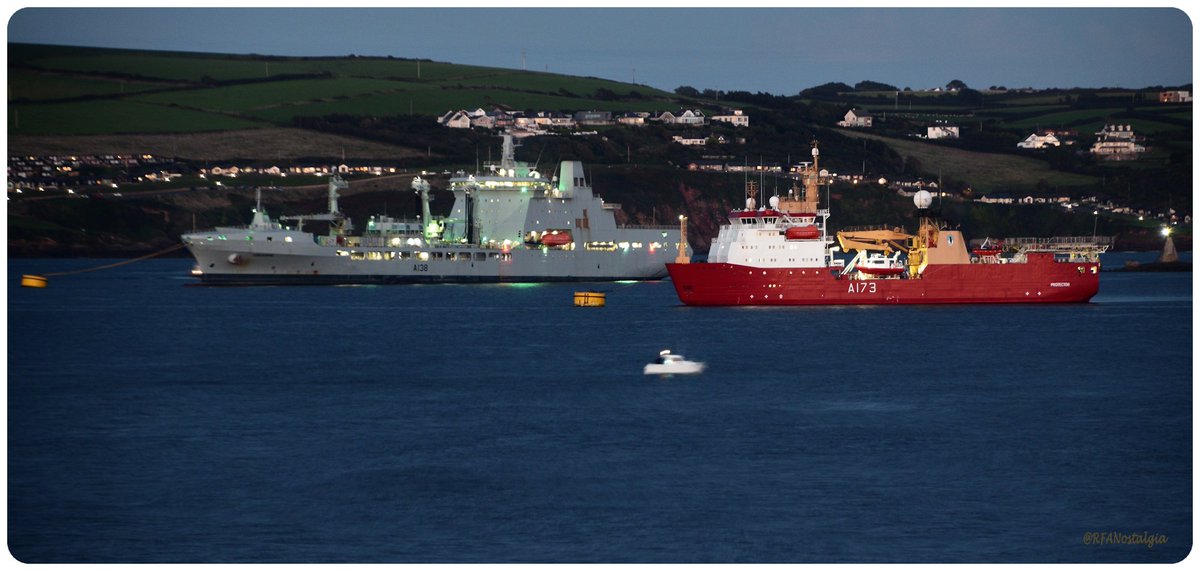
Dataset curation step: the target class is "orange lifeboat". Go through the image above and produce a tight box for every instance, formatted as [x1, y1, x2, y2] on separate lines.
[540, 230, 572, 246]
[858, 266, 905, 277]
[785, 225, 820, 240]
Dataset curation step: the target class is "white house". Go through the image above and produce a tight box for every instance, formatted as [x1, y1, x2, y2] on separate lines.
[1017, 132, 1061, 149]
[712, 109, 749, 127]
[1090, 124, 1146, 158]
[977, 194, 1015, 204]
[674, 109, 707, 125]
[1159, 90, 1192, 103]
[837, 108, 872, 128]
[528, 111, 576, 128]
[616, 112, 649, 126]
[470, 114, 496, 129]
[671, 135, 707, 146]
[927, 125, 959, 139]
[440, 110, 472, 129]
[548, 113, 576, 128]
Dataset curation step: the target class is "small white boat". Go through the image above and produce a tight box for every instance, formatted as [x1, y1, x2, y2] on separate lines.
[643, 349, 705, 375]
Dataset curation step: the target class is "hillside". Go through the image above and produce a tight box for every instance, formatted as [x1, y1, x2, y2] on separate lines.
[8, 43, 678, 137]
[8, 128, 421, 161]
[7, 43, 1192, 254]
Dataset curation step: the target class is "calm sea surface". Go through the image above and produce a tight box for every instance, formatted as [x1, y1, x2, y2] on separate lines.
[7, 253, 1192, 563]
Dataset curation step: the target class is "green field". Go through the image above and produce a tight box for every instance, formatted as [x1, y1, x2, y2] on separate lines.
[1002, 108, 1129, 129]
[132, 77, 420, 112]
[1003, 109, 1188, 135]
[978, 105, 1070, 117]
[453, 71, 672, 97]
[993, 95, 1073, 106]
[8, 70, 169, 101]
[838, 130, 1098, 194]
[9, 100, 265, 135]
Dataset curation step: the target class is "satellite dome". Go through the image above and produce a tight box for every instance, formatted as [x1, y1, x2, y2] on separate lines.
[768, 195, 780, 209]
[914, 190, 933, 209]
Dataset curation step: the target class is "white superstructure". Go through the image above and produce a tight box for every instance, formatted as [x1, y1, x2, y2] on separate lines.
[706, 143, 837, 269]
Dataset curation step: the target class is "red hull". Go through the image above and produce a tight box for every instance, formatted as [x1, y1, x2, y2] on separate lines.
[666, 252, 1099, 305]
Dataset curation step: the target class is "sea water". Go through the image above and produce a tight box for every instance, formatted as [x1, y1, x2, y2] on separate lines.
[6, 254, 1192, 562]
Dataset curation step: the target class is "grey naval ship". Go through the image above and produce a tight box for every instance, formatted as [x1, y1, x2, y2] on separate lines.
[182, 136, 685, 285]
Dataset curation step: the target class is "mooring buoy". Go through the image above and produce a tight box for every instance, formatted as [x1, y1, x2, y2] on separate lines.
[21, 275, 48, 288]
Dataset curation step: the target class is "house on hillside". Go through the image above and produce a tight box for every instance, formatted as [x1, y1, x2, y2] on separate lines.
[977, 193, 1015, 204]
[1090, 124, 1146, 159]
[927, 125, 959, 139]
[1017, 132, 1061, 149]
[470, 114, 496, 129]
[711, 109, 750, 127]
[674, 109, 707, 126]
[671, 134, 708, 146]
[488, 110, 515, 129]
[651, 111, 677, 124]
[837, 108, 872, 128]
[1159, 90, 1192, 103]
[616, 112, 649, 126]
[687, 160, 726, 172]
[438, 110, 473, 129]
[574, 110, 613, 125]
[529, 111, 576, 129]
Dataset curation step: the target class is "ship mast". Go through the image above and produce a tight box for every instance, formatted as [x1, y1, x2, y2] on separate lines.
[777, 139, 821, 214]
[500, 133, 517, 172]
[328, 174, 350, 237]
[411, 176, 435, 240]
[907, 191, 937, 277]
[675, 215, 689, 264]
[804, 140, 820, 211]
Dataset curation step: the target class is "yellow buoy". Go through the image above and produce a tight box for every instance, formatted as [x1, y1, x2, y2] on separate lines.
[17, 243, 187, 290]
[573, 291, 606, 307]
[21, 275, 48, 288]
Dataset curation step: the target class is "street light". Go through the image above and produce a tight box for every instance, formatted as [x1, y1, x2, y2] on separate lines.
[1092, 210, 1098, 240]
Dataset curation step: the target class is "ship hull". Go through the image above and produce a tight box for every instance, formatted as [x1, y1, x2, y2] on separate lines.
[666, 253, 1099, 305]
[185, 240, 672, 286]
[191, 273, 658, 286]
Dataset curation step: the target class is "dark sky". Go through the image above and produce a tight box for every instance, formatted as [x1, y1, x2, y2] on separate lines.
[6, 7, 1193, 94]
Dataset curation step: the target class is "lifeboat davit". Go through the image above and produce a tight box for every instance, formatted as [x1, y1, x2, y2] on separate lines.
[540, 230, 572, 246]
[785, 225, 820, 240]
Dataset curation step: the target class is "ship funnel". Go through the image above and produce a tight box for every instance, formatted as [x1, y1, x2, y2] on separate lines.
[559, 161, 586, 191]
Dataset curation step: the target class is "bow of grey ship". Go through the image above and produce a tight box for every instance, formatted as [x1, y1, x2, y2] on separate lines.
[182, 136, 684, 285]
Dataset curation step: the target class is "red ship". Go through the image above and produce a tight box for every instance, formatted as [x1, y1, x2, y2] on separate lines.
[666, 142, 1103, 306]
